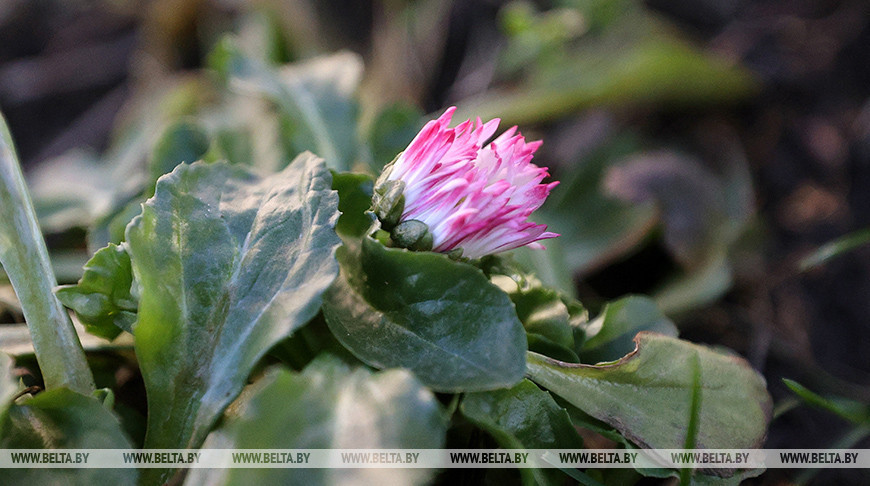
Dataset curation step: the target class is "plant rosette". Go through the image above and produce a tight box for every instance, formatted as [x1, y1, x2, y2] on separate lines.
[1, 97, 772, 486]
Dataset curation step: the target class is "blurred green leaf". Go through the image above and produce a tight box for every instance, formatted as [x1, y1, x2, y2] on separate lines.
[209, 126, 255, 165]
[511, 236, 578, 298]
[527, 333, 772, 457]
[515, 133, 658, 280]
[0, 283, 21, 318]
[653, 252, 733, 316]
[323, 237, 527, 392]
[564, 0, 639, 32]
[1, 249, 92, 287]
[461, 379, 583, 486]
[148, 120, 211, 190]
[366, 102, 424, 171]
[87, 196, 145, 251]
[188, 357, 446, 486]
[126, 154, 340, 483]
[0, 388, 137, 484]
[28, 151, 118, 234]
[605, 151, 734, 267]
[783, 379, 870, 425]
[56, 243, 137, 340]
[498, 1, 589, 76]
[580, 295, 677, 363]
[549, 196, 657, 274]
[0, 322, 134, 358]
[459, 21, 756, 126]
[615, 147, 754, 314]
[216, 39, 363, 171]
[235, 9, 294, 66]
[799, 228, 870, 272]
[200, 94, 293, 172]
[31, 79, 213, 239]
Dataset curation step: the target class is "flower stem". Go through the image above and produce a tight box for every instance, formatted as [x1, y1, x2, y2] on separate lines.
[0, 112, 94, 395]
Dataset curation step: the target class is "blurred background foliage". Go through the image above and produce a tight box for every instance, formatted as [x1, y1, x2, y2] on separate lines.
[0, 0, 868, 483]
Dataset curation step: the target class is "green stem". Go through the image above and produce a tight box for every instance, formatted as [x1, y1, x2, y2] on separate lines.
[0, 111, 94, 395]
[679, 353, 703, 486]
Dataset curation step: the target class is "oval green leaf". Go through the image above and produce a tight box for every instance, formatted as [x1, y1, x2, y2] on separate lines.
[527, 332, 772, 453]
[323, 237, 527, 392]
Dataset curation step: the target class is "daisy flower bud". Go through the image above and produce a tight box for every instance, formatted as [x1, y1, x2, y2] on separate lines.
[372, 107, 558, 260]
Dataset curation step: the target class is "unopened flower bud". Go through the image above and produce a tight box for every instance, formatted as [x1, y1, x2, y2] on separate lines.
[371, 107, 558, 259]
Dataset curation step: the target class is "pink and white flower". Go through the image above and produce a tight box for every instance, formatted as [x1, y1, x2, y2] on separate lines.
[374, 106, 558, 259]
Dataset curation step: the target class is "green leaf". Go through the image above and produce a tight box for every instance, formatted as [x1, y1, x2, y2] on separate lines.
[367, 103, 423, 171]
[187, 357, 446, 486]
[125, 155, 340, 471]
[799, 227, 870, 272]
[235, 10, 293, 66]
[0, 388, 137, 484]
[28, 151, 118, 233]
[88, 196, 145, 250]
[580, 295, 677, 363]
[526, 334, 580, 363]
[512, 133, 658, 279]
[527, 333, 772, 456]
[511, 236, 577, 297]
[546, 197, 658, 275]
[461, 379, 583, 486]
[510, 286, 582, 362]
[0, 322, 134, 359]
[31, 80, 211, 236]
[604, 151, 737, 267]
[323, 237, 527, 392]
[483, 257, 587, 361]
[512, 287, 574, 348]
[56, 243, 137, 340]
[149, 120, 211, 188]
[0, 111, 94, 395]
[783, 379, 870, 424]
[217, 39, 363, 171]
[554, 393, 760, 484]
[458, 26, 757, 126]
[210, 127, 255, 166]
[653, 252, 733, 316]
[331, 171, 374, 238]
